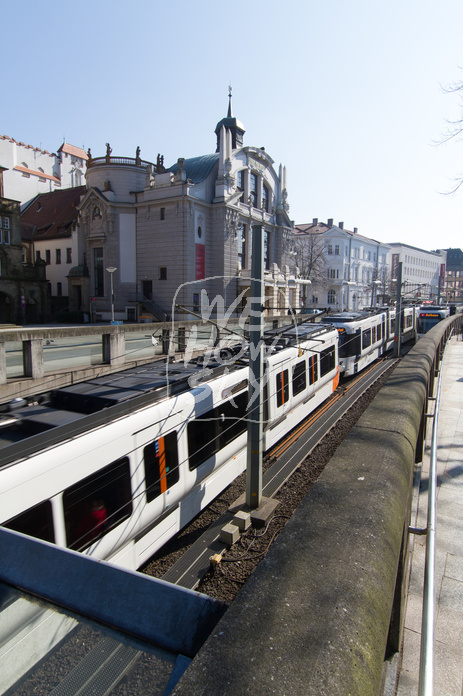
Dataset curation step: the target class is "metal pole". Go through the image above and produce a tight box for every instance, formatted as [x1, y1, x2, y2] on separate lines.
[393, 262, 402, 358]
[110, 273, 115, 323]
[106, 267, 117, 324]
[246, 225, 264, 509]
[418, 337, 448, 696]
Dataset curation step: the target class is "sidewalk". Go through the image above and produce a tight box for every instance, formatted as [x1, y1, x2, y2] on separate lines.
[397, 334, 463, 696]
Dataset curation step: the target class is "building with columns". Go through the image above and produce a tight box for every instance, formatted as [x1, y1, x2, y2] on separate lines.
[77, 95, 301, 323]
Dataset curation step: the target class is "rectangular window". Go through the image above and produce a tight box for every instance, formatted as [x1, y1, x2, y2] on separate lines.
[262, 184, 270, 212]
[362, 328, 372, 349]
[36, 250, 41, 261]
[3, 216, 10, 229]
[144, 431, 179, 503]
[372, 326, 376, 343]
[64, 457, 132, 551]
[264, 229, 270, 270]
[237, 170, 245, 202]
[327, 244, 333, 255]
[308, 355, 318, 385]
[160, 207, 165, 220]
[159, 267, 167, 280]
[335, 244, 340, 255]
[3, 228, 10, 245]
[320, 346, 336, 376]
[276, 369, 289, 407]
[187, 392, 247, 470]
[56, 248, 61, 264]
[66, 248, 72, 264]
[45, 250, 51, 264]
[250, 172, 258, 207]
[4, 500, 55, 543]
[292, 360, 307, 396]
[94, 247, 104, 296]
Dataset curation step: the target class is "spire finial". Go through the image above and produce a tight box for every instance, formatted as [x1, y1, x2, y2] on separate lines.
[227, 84, 233, 118]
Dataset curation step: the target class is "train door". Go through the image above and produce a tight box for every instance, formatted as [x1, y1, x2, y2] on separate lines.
[141, 430, 181, 514]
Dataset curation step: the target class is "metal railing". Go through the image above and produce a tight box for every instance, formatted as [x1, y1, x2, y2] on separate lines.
[413, 332, 451, 695]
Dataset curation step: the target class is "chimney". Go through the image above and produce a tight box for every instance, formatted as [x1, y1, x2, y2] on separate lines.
[327, 218, 333, 227]
[338, 221, 344, 229]
[312, 217, 318, 225]
[353, 227, 358, 234]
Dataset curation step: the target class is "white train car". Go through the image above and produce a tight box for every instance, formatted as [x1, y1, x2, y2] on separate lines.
[323, 310, 389, 376]
[0, 322, 339, 572]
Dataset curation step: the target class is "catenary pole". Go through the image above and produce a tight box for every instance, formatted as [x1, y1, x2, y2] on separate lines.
[246, 225, 264, 509]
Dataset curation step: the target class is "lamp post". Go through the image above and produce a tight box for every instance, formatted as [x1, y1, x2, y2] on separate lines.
[106, 266, 117, 323]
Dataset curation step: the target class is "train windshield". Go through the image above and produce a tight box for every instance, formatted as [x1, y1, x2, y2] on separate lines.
[337, 329, 361, 358]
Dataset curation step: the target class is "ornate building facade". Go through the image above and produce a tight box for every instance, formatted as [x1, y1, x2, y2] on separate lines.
[77, 95, 301, 322]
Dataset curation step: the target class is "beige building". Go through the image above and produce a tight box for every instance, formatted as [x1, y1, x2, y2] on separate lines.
[77, 96, 301, 323]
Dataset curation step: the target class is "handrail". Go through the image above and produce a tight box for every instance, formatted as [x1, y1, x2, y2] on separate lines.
[418, 331, 451, 695]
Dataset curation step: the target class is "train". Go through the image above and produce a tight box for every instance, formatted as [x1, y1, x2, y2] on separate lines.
[325, 305, 417, 376]
[416, 305, 451, 337]
[0, 307, 420, 572]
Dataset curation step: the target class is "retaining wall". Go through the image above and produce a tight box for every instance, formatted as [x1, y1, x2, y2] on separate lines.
[171, 316, 460, 696]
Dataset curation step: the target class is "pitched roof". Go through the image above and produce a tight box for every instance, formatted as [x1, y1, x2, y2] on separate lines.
[294, 222, 331, 235]
[21, 186, 85, 241]
[58, 143, 88, 160]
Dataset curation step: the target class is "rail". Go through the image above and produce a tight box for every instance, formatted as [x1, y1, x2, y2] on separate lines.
[416, 331, 450, 695]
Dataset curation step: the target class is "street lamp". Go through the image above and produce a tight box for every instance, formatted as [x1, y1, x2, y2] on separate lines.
[106, 266, 117, 323]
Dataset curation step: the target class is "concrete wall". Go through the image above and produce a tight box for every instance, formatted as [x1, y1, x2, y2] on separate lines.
[170, 315, 460, 696]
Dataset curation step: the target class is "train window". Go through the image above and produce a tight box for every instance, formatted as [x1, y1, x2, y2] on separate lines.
[4, 500, 54, 543]
[377, 324, 382, 341]
[292, 360, 307, 396]
[276, 370, 289, 407]
[64, 457, 133, 551]
[320, 346, 336, 377]
[338, 330, 361, 358]
[372, 326, 376, 343]
[188, 391, 247, 470]
[362, 329, 371, 349]
[308, 355, 318, 385]
[390, 318, 395, 334]
[144, 431, 179, 503]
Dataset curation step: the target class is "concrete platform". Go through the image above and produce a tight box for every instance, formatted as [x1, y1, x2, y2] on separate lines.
[397, 334, 463, 696]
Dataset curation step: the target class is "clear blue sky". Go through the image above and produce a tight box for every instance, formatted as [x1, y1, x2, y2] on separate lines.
[3, 0, 463, 251]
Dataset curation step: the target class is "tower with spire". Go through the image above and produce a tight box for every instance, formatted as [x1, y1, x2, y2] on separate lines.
[214, 87, 245, 152]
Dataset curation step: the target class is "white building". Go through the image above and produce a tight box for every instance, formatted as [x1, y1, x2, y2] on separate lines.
[294, 220, 391, 311]
[387, 243, 447, 303]
[0, 137, 87, 208]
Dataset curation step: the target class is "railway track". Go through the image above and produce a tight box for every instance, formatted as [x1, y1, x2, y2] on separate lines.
[142, 357, 398, 594]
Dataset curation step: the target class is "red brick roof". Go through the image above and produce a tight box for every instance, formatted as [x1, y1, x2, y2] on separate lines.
[21, 186, 86, 241]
